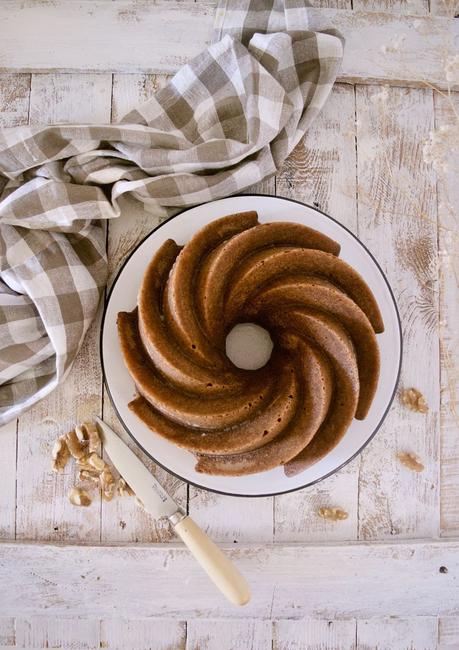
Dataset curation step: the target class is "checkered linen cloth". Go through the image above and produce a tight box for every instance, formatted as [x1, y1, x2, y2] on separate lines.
[0, 0, 343, 425]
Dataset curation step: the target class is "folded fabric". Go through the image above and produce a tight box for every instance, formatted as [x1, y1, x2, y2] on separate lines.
[0, 0, 343, 425]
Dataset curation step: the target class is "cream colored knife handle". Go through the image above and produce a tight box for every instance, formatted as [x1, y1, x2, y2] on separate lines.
[172, 515, 251, 606]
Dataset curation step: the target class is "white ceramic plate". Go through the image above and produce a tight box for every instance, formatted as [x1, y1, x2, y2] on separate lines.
[101, 195, 402, 497]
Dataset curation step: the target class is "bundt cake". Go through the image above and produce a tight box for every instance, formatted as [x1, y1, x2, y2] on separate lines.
[117, 211, 384, 477]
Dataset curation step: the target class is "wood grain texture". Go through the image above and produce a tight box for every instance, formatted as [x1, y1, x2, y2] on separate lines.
[14, 618, 100, 650]
[353, 0, 428, 15]
[310, 0, 351, 8]
[355, 86, 440, 540]
[0, 74, 30, 127]
[430, 0, 459, 16]
[186, 619, 271, 649]
[0, 2, 457, 91]
[434, 92, 459, 538]
[0, 618, 15, 648]
[274, 83, 359, 543]
[15, 74, 112, 543]
[3, 616, 458, 649]
[0, 540, 456, 619]
[102, 73, 187, 544]
[273, 619, 357, 650]
[356, 617, 438, 650]
[0, 420, 16, 541]
[0, 75, 30, 542]
[29, 73, 112, 124]
[100, 618, 186, 650]
[439, 617, 459, 647]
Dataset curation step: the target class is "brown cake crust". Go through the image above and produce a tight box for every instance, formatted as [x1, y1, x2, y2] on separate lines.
[117, 211, 384, 477]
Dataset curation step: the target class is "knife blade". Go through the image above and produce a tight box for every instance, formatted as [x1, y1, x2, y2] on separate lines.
[94, 415, 179, 520]
[94, 416, 251, 606]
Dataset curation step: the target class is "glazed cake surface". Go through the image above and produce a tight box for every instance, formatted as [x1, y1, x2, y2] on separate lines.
[117, 211, 384, 476]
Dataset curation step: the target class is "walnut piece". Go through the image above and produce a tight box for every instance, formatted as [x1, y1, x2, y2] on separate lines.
[317, 507, 349, 521]
[68, 487, 92, 507]
[65, 428, 88, 460]
[118, 478, 135, 497]
[78, 469, 101, 485]
[51, 436, 70, 472]
[401, 388, 429, 413]
[87, 452, 106, 472]
[397, 452, 425, 472]
[75, 421, 100, 454]
[52, 420, 135, 508]
[100, 467, 116, 501]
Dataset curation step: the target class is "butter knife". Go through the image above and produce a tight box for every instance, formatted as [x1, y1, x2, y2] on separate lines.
[94, 416, 251, 606]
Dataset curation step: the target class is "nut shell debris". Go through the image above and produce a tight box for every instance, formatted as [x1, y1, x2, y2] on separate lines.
[401, 388, 428, 413]
[397, 452, 425, 472]
[317, 507, 349, 521]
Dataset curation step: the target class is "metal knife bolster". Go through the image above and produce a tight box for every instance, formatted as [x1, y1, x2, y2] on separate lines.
[169, 509, 187, 526]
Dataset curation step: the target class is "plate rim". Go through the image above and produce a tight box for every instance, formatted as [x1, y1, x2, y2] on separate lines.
[100, 194, 403, 498]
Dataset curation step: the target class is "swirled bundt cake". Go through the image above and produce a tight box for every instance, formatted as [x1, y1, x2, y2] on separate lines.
[117, 211, 384, 477]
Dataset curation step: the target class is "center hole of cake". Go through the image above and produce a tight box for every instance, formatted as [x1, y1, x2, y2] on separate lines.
[225, 323, 273, 370]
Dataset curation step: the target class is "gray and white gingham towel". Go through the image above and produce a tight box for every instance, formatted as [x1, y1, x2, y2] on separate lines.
[0, 0, 343, 425]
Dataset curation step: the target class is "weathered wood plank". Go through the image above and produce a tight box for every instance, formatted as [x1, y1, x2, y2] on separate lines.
[439, 617, 459, 647]
[310, 0, 351, 8]
[0, 618, 15, 648]
[28, 73, 113, 124]
[0, 540, 456, 619]
[430, 0, 459, 16]
[0, 421, 16, 541]
[356, 617, 438, 649]
[274, 83, 359, 543]
[0, 74, 30, 542]
[186, 619, 271, 650]
[356, 86, 440, 540]
[0, 2, 457, 90]
[101, 73, 188, 544]
[15, 74, 112, 543]
[188, 488, 274, 543]
[100, 618, 186, 650]
[273, 619, 357, 650]
[0, 74, 30, 127]
[353, 0, 428, 15]
[434, 91, 459, 538]
[14, 618, 100, 650]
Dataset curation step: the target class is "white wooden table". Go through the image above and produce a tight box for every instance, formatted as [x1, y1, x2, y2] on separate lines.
[0, 2, 458, 648]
